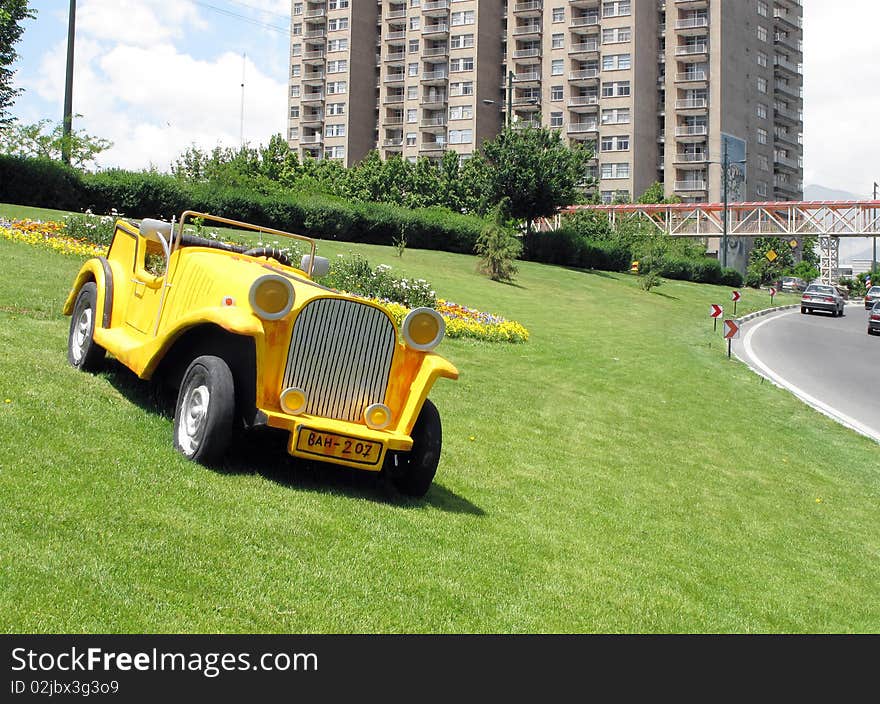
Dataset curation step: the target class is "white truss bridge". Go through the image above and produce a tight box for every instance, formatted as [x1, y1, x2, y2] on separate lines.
[552, 200, 880, 283]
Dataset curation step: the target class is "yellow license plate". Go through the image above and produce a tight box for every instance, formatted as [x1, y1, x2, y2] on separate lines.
[295, 428, 383, 466]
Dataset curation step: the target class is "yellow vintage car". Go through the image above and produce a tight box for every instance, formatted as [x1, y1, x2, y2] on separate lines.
[63, 211, 458, 496]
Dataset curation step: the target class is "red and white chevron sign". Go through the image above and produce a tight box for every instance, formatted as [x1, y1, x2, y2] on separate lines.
[731, 290, 741, 302]
[709, 304, 723, 318]
[723, 320, 740, 340]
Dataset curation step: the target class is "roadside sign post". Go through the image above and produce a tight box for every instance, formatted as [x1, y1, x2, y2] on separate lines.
[769, 286, 777, 305]
[731, 290, 741, 316]
[723, 319, 740, 359]
[710, 304, 723, 332]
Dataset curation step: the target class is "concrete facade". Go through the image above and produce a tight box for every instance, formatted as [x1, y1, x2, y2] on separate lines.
[286, 0, 803, 209]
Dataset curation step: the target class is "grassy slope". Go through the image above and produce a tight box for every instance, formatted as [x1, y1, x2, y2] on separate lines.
[1, 205, 878, 634]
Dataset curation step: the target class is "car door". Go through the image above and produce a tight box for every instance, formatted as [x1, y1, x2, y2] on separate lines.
[125, 234, 167, 335]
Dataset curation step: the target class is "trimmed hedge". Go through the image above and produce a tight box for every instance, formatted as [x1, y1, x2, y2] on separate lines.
[640, 255, 743, 287]
[522, 228, 632, 272]
[0, 156, 484, 255]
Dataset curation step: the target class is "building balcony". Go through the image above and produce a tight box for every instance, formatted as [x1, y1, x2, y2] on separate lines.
[300, 134, 323, 145]
[303, 30, 325, 40]
[674, 180, 708, 192]
[304, 8, 325, 20]
[423, 45, 449, 58]
[300, 113, 324, 127]
[773, 8, 802, 31]
[383, 138, 404, 150]
[302, 50, 325, 64]
[774, 130, 801, 148]
[512, 96, 541, 110]
[569, 0, 600, 8]
[512, 118, 541, 130]
[570, 15, 600, 32]
[512, 48, 542, 63]
[419, 141, 447, 154]
[513, 1, 543, 18]
[421, 70, 448, 84]
[385, 51, 406, 63]
[567, 121, 598, 134]
[385, 30, 407, 42]
[569, 40, 599, 55]
[568, 95, 599, 110]
[675, 97, 708, 111]
[673, 150, 708, 164]
[422, 0, 450, 16]
[773, 154, 800, 172]
[301, 72, 325, 84]
[383, 74, 405, 83]
[385, 9, 407, 20]
[422, 23, 449, 36]
[773, 32, 802, 55]
[674, 0, 709, 8]
[513, 24, 542, 39]
[512, 71, 541, 86]
[675, 43, 708, 60]
[774, 80, 802, 99]
[675, 16, 709, 34]
[420, 93, 448, 108]
[773, 55, 802, 76]
[674, 70, 708, 84]
[383, 117, 404, 126]
[301, 92, 324, 103]
[569, 68, 600, 85]
[773, 104, 802, 125]
[420, 116, 448, 131]
[675, 124, 708, 141]
[382, 94, 405, 104]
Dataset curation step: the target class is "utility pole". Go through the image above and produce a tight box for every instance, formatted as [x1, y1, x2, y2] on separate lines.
[722, 141, 729, 269]
[874, 181, 878, 277]
[62, 0, 76, 165]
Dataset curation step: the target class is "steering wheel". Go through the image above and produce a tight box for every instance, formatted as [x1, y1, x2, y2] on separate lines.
[243, 246, 293, 267]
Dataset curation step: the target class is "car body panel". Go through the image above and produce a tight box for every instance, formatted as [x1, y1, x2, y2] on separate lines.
[865, 286, 880, 309]
[869, 301, 880, 335]
[801, 284, 845, 315]
[64, 212, 458, 474]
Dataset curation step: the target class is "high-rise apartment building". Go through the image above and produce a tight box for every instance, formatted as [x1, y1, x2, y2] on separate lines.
[287, 0, 803, 204]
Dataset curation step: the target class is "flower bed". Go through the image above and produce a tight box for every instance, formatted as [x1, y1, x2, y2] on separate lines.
[2, 218, 529, 344]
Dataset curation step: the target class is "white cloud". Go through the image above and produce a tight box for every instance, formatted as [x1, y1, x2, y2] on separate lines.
[25, 0, 286, 172]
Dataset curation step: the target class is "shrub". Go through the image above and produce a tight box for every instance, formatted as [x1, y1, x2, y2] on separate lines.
[63, 212, 116, 248]
[639, 272, 663, 292]
[476, 206, 522, 282]
[521, 228, 631, 272]
[322, 253, 436, 309]
[0, 155, 83, 212]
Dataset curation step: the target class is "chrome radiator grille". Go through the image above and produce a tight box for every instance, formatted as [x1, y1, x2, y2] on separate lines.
[282, 298, 396, 422]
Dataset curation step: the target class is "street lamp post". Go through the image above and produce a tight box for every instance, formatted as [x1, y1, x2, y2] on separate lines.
[482, 71, 521, 129]
[708, 141, 746, 269]
[873, 181, 878, 277]
[62, 0, 76, 166]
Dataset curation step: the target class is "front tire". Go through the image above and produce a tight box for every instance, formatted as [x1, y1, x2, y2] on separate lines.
[385, 399, 442, 498]
[174, 355, 235, 465]
[67, 282, 105, 371]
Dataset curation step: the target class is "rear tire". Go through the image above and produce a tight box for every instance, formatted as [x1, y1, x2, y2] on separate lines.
[384, 399, 442, 498]
[174, 355, 235, 465]
[800, 307, 806, 314]
[67, 282, 105, 372]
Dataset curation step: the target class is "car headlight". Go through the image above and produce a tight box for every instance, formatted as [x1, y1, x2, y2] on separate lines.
[401, 307, 445, 351]
[280, 387, 307, 415]
[363, 403, 392, 430]
[249, 274, 294, 320]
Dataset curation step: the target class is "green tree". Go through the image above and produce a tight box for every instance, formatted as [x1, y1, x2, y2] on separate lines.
[0, 116, 112, 168]
[746, 236, 795, 287]
[476, 200, 522, 282]
[0, 0, 33, 126]
[477, 124, 594, 231]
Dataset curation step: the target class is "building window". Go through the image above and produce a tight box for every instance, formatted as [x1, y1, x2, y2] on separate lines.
[757, 181, 768, 197]
[601, 135, 630, 151]
[450, 57, 474, 72]
[328, 17, 349, 31]
[289, 106, 300, 118]
[757, 0, 768, 17]
[550, 111, 563, 127]
[758, 154, 769, 171]
[451, 81, 474, 96]
[602, 54, 631, 71]
[449, 104, 473, 120]
[326, 81, 347, 94]
[327, 39, 347, 52]
[602, 27, 631, 44]
[552, 7, 564, 22]
[293, 3, 302, 15]
[551, 85, 564, 101]
[449, 129, 473, 144]
[600, 162, 630, 179]
[327, 103, 345, 115]
[757, 76, 767, 93]
[757, 127, 768, 144]
[408, 62, 419, 76]
[409, 40, 420, 53]
[325, 124, 346, 137]
[602, 80, 630, 97]
[291, 44, 302, 56]
[327, 60, 347, 74]
[757, 51, 767, 68]
[552, 33, 564, 49]
[328, 0, 349, 9]
[291, 64, 301, 77]
[757, 25, 767, 42]
[407, 109, 417, 123]
[292, 23, 301, 36]
[602, 1, 631, 18]
[324, 146, 345, 159]
[451, 33, 474, 49]
[601, 107, 630, 124]
[451, 10, 475, 25]
[551, 59, 564, 75]
[756, 103, 767, 119]
[409, 16, 420, 30]
[407, 85, 418, 99]
[290, 85, 300, 97]
[406, 133, 417, 146]
[289, 127, 298, 140]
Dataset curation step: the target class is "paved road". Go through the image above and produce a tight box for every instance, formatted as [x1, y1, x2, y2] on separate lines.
[732, 304, 880, 442]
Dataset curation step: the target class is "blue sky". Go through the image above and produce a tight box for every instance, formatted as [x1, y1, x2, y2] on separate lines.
[6, 0, 880, 197]
[8, 0, 290, 171]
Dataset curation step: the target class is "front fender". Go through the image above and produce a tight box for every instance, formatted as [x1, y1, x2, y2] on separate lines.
[62, 258, 114, 329]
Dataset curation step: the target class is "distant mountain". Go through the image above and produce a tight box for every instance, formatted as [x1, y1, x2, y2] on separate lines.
[803, 185, 876, 265]
[803, 184, 869, 201]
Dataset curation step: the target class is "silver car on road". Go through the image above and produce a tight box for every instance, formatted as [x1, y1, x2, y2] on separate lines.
[801, 284, 846, 317]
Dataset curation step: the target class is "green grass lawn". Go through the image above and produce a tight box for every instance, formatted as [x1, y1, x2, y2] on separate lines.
[1, 204, 878, 633]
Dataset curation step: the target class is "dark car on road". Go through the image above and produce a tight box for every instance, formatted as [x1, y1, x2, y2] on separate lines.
[801, 284, 846, 317]
[869, 301, 880, 336]
[864, 285, 880, 309]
